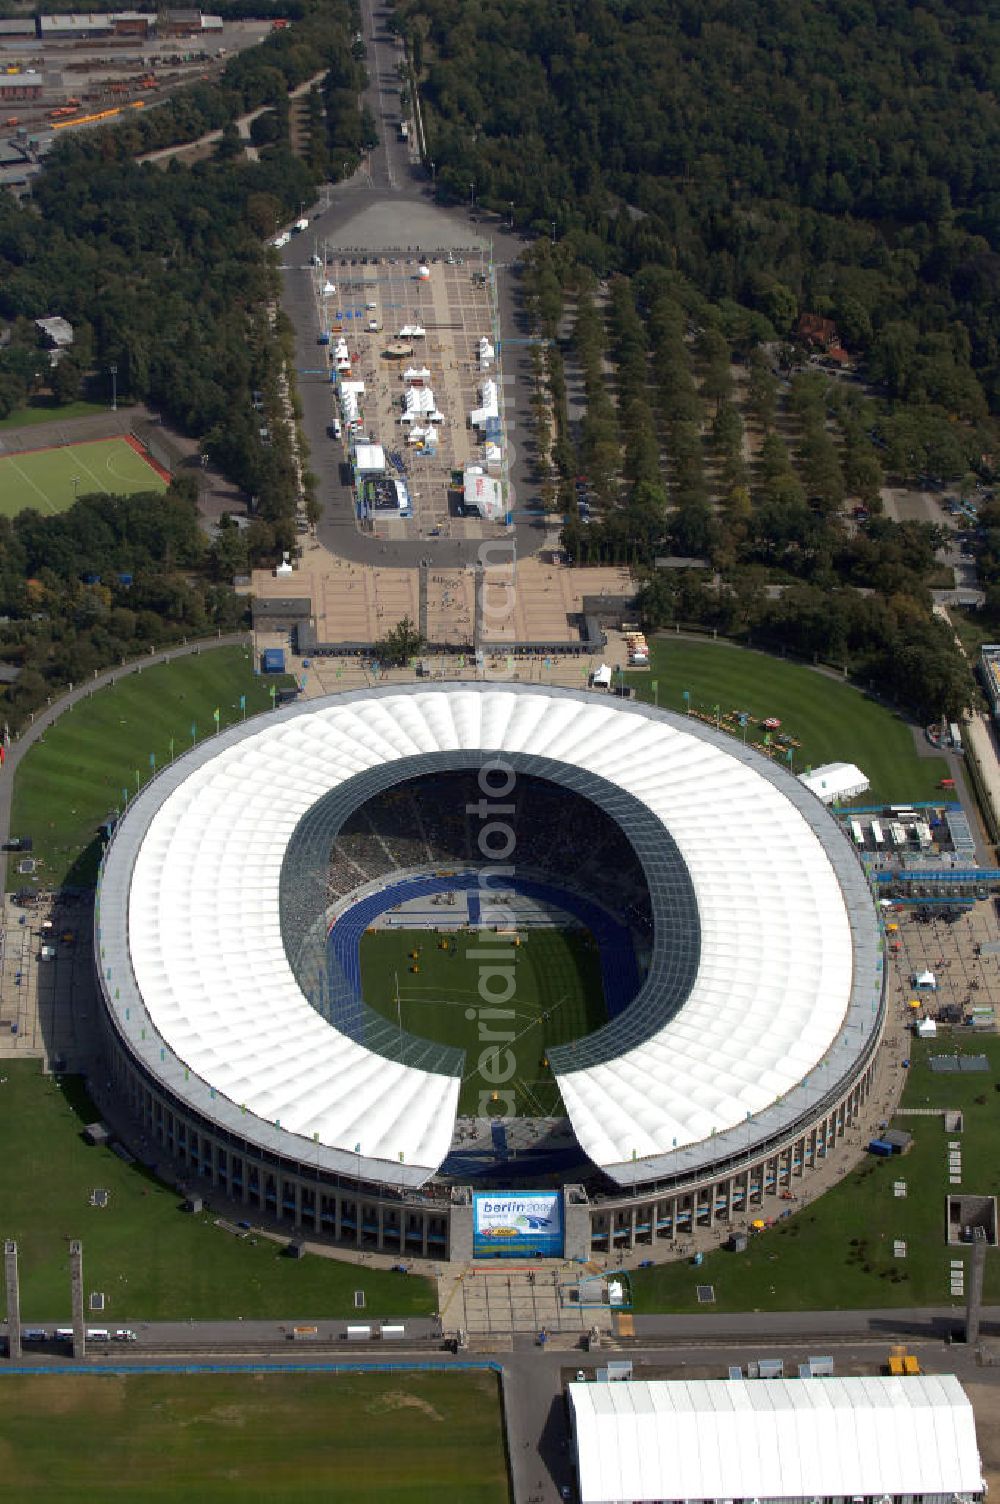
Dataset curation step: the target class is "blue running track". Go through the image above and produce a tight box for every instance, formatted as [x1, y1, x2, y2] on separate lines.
[327, 872, 640, 1021]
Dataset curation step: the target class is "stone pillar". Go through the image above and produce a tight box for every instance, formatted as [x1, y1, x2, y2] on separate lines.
[449, 1193, 474, 1263]
[966, 1227, 987, 1345]
[5, 1240, 20, 1360]
[376, 1206, 385, 1251]
[421, 1215, 429, 1258]
[293, 1181, 303, 1228]
[69, 1240, 85, 1361]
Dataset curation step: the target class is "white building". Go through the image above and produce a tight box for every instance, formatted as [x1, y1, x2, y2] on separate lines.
[568, 1375, 985, 1504]
[798, 761, 869, 804]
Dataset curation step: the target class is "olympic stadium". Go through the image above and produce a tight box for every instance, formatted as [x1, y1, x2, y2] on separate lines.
[94, 683, 885, 1262]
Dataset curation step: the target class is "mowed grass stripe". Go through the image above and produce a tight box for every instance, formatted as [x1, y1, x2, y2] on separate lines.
[626, 638, 948, 803]
[9, 647, 292, 889]
[0, 1371, 510, 1503]
[0, 1064, 436, 1321]
[360, 927, 607, 1115]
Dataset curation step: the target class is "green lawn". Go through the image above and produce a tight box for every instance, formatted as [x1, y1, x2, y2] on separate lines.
[0, 1064, 435, 1322]
[360, 927, 607, 1115]
[0, 399, 107, 432]
[0, 1371, 509, 1503]
[0, 436, 165, 517]
[9, 646, 294, 889]
[626, 638, 949, 804]
[631, 1034, 1000, 1313]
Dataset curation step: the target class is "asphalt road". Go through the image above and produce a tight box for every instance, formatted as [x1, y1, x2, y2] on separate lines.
[7, 1308, 1000, 1504]
[276, 0, 544, 569]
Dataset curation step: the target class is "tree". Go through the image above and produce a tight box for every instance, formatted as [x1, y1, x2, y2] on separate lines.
[375, 615, 424, 665]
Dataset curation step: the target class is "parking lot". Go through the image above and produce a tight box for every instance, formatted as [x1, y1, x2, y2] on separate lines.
[308, 250, 507, 542]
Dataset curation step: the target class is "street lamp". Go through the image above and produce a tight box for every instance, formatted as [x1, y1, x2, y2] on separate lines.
[550, 221, 556, 244]
[429, 160, 436, 188]
[109, 362, 118, 412]
[72, 475, 80, 499]
[508, 201, 514, 229]
[469, 181, 475, 214]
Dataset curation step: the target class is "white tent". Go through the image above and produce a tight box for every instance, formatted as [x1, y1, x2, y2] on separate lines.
[397, 323, 426, 339]
[916, 1017, 938, 1037]
[354, 443, 385, 475]
[915, 970, 937, 990]
[402, 366, 431, 384]
[469, 378, 499, 427]
[481, 441, 502, 463]
[406, 425, 426, 445]
[569, 1376, 984, 1504]
[463, 467, 504, 522]
[591, 664, 613, 689]
[478, 335, 494, 368]
[797, 761, 870, 804]
[322, 280, 336, 295]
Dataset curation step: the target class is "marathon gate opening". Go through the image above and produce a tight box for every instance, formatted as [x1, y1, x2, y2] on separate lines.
[473, 1192, 564, 1258]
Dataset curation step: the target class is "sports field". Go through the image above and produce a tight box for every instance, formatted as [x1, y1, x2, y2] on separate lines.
[9, 646, 294, 889]
[632, 1032, 1000, 1314]
[0, 436, 166, 517]
[0, 1370, 510, 1503]
[360, 928, 607, 1115]
[626, 638, 950, 804]
[0, 1063, 435, 1321]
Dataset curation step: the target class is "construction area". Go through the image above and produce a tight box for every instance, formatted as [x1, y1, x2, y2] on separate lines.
[310, 250, 509, 541]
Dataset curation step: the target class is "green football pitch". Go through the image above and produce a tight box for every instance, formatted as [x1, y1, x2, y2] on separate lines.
[0, 1370, 509, 1503]
[360, 927, 608, 1116]
[0, 437, 166, 517]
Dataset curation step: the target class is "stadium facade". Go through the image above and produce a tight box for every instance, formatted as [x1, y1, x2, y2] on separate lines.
[94, 684, 885, 1262]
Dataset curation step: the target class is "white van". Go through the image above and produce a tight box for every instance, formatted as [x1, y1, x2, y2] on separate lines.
[87, 1328, 110, 1341]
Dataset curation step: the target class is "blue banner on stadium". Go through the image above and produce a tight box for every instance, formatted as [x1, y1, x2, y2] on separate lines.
[473, 1192, 564, 1258]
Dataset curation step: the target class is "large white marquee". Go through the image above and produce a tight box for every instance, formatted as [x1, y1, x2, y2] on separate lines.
[97, 684, 879, 1188]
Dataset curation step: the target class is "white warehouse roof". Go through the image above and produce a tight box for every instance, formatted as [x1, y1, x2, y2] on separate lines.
[798, 760, 869, 804]
[99, 685, 875, 1188]
[569, 1376, 984, 1504]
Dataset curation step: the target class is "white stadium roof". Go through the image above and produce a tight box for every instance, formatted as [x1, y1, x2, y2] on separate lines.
[98, 685, 879, 1189]
[569, 1375, 984, 1504]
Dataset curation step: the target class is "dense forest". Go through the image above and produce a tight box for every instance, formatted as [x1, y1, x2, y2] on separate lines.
[0, 3, 371, 724]
[0, 476, 250, 725]
[404, 0, 999, 409]
[396, 0, 999, 717]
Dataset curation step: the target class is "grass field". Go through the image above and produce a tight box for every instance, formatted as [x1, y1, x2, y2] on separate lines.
[9, 646, 294, 889]
[0, 1063, 436, 1322]
[0, 436, 165, 517]
[631, 1034, 1000, 1313]
[0, 398, 107, 432]
[626, 638, 949, 804]
[360, 928, 607, 1116]
[0, 1371, 510, 1503]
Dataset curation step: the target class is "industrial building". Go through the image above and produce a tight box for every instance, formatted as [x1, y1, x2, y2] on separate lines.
[95, 684, 882, 1262]
[567, 1374, 984, 1504]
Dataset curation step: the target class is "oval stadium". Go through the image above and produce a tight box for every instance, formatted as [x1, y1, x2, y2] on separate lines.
[94, 683, 885, 1263]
